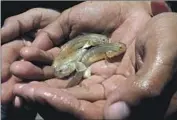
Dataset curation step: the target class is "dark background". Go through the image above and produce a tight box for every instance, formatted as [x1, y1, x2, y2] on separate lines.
[1, 1, 82, 25]
[1, 1, 177, 25]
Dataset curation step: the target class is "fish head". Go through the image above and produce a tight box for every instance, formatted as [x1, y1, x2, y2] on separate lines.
[118, 42, 126, 53]
[106, 42, 127, 58]
[90, 34, 109, 43]
[54, 63, 76, 78]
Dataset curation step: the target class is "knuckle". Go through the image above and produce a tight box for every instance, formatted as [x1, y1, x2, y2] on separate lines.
[29, 81, 40, 85]
[135, 80, 161, 98]
[30, 7, 60, 17]
[30, 8, 44, 13]
[4, 17, 14, 24]
[28, 8, 43, 19]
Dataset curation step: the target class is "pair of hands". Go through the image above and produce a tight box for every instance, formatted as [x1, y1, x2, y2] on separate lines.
[1, 1, 177, 120]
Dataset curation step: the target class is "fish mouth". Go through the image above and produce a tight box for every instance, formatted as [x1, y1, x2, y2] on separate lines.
[60, 70, 77, 80]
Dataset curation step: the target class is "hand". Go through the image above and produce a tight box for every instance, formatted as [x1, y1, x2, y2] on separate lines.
[12, 1, 176, 120]
[10, 2, 154, 118]
[13, 12, 177, 120]
[1, 40, 26, 104]
[1, 8, 60, 44]
[1, 8, 60, 105]
[104, 13, 177, 120]
[10, 1, 159, 83]
[10, 1, 154, 112]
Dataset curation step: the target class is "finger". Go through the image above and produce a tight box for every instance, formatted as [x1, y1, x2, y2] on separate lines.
[110, 9, 151, 47]
[36, 76, 105, 101]
[1, 40, 25, 82]
[13, 83, 105, 119]
[104, 79, 142, 120]
[1, 76, 21, 104]
[104, 13, 177, 120]
[31, 8, 72, 50]
[14, 96, 24, 108]
[42, 75, 104, 89]
[10, 61, 54, 80]
[44, 78, 68, 88]
[80, 75, 105, 87]
[165, 91, 177, 117]
[90, 60, 118, 79]
[20, 46, 60, 64]
[32, 1, 121, 50]
[31, 1, 122, 50]
[40, 62, 117, 101]
[61, 82, 105, 102]
[1, 8, 60, 44]
[43, 75, 104, 90]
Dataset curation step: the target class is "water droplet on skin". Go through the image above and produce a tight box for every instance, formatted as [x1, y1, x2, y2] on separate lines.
[44, 92, 53, 97]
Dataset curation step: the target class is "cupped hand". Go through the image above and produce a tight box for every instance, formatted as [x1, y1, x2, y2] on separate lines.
[10, 1, 153, 111]
[11, 2, 177, 120]
[11, 1, 170, 79]
[104, 13, 177, 120]
[27, 1, 153, 50]
[10, 2, 153, 117]
[1, 8, 60, 105]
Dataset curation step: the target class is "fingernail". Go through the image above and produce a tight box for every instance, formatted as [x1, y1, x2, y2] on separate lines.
[14, 96, 23, 108]
[23, 40, 32, 46]
[1, 24, 7, 29]
[106, 101, 130, 120]
[1, 26, 5, 30]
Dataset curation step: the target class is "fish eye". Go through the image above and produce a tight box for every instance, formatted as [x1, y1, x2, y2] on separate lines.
[102, 38, 107, 41]
[58, 66, 68, 73]
[59, 69, 63, 72]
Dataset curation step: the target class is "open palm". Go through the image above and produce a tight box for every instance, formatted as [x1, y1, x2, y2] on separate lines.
[11, 1, 177, 120]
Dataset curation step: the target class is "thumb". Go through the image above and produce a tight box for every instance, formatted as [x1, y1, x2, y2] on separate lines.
[104, 13, 177, 120]
[31, 8, 71, 50]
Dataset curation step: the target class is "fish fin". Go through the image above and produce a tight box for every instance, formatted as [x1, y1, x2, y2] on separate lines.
[66, 71, 84, 88]
[66, 62, 87, 88]
[75, 62, 87, 72]
[104, 54, 109, 66]
[82, 41, 91, 49]
[83, 67, 91, 78]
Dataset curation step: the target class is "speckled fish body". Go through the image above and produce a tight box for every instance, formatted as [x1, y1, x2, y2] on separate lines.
[81, 42, 126, 67]
[52, 33, 109, 67]
[66, 42, 126, 88]
[53, 48, 87, 78]
[52, 33, 109, 78]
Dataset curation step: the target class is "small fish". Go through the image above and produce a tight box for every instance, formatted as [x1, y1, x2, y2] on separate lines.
[53, 48, 87, 78]
[52, 33, 109, 68]
[81, 42, 126, 66]
[66, 42, 126, 88]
